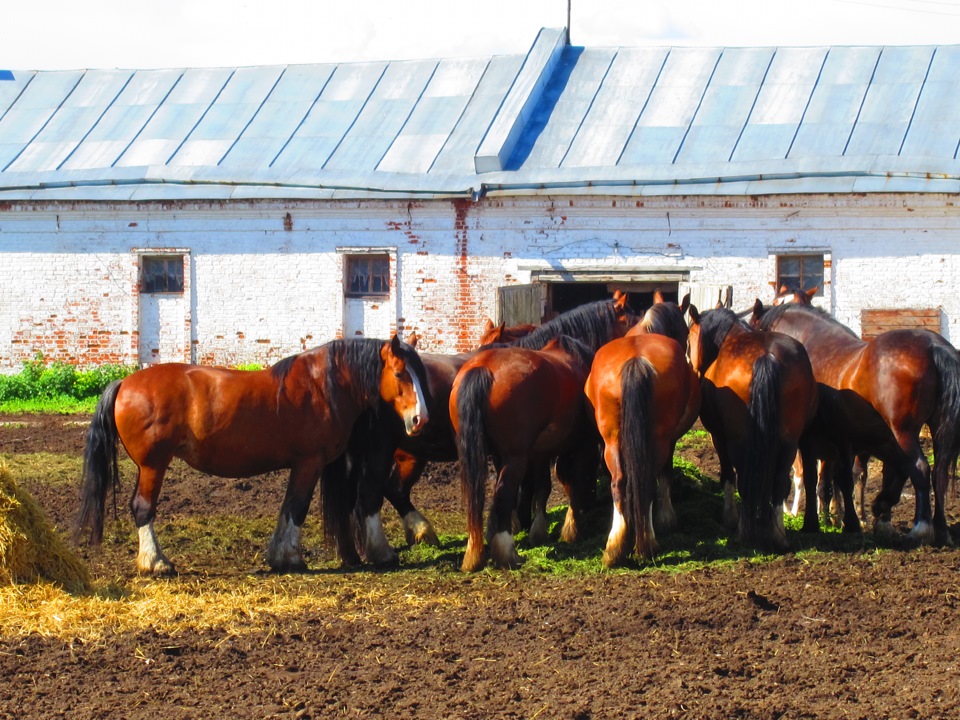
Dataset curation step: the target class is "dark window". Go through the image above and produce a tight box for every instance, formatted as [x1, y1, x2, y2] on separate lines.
[346, 255, 390, 297]
[140, 256, 184, 294]
[777, 254, 824, 295]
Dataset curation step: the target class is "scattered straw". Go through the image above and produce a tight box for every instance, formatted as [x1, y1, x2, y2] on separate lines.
[0, 458, 90, 593]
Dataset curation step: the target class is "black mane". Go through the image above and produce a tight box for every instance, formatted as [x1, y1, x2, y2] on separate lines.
[516, 299, 630, 352]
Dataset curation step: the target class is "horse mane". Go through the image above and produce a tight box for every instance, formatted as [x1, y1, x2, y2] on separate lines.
[640, 303, 688, 344]
[757, 302, 859, 339]
[270, 339, 386, 414]
[515, 299, 627, 352]
[699, 307, 746, 346]
[553, 334, 596, 369]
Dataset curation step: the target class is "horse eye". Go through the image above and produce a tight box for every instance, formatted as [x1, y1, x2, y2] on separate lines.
[394, 372, 404, 379]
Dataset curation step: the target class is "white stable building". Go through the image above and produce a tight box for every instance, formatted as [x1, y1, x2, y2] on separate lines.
[1, 28, 958, 370]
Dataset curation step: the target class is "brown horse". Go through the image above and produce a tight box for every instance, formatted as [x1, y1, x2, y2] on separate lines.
[338, 294, 637, 564]
[76, 335, 430, 574]
[624, 289, 693, 532]
[751, 301, 960, 545]
[452, 335, 600, 571]
[478, 318, 538, 346]
[584, 333, 700, 565]
[688, 306, 819, 550]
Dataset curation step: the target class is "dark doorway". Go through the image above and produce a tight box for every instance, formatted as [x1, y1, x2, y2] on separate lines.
[547, 282, 679, 319]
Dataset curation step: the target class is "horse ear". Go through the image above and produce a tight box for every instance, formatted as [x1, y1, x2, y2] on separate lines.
[612, 290, 629, 313]
[679, 293, 690, 314]
[483, 318, 495, 332]
[752, 298, 764, 317]
[408, 332, 420, 348]
[805, 286, 818, 299]
[778, 285, 789, 294]
[653, 288, 665, 304]
[688, 304, 701, 325]
[715, 290, 724, 309]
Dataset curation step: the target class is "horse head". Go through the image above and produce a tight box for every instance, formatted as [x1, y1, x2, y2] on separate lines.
[772, 285, 818, 306]
[380, 334, 430, 436]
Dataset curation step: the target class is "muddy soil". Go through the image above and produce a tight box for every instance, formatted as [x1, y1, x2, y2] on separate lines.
[2, 414, 960, 720]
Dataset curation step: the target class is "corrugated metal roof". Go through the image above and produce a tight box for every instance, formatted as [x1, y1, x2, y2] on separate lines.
[3, 27, 960, 201]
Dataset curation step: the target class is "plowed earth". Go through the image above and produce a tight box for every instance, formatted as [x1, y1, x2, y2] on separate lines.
[2, 414, 960, 719]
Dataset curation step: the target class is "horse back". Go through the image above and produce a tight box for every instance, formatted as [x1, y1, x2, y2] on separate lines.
[113, 363, 331, 475]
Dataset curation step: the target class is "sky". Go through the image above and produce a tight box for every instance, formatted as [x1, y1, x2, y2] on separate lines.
[5, 0, 960, 71]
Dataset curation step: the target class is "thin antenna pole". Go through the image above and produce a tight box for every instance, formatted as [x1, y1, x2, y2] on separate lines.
[567, 0, 572, 44]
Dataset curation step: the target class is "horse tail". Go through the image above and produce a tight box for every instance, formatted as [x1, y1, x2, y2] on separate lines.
[455, 367, 494, 542]
[742, 353, 782, 546]
[75, 379, 123, 545]
[619, 356, 657, 557]
[931, 344, 960, 495]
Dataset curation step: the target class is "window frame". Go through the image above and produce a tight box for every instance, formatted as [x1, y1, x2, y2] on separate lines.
[344, 253, 391, 299]
[139, 254, 185, 295]
[775, 253, 825, 297]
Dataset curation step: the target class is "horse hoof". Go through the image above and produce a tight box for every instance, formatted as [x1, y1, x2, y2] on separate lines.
[269, 558, 309, 573]
[367, 547, 399, 567]
[872, 518, 899, 543]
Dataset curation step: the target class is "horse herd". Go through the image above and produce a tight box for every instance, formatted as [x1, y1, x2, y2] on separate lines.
[75, 287, 960, 575]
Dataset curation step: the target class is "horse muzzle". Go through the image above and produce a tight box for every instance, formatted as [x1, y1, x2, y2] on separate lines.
[405, 411, 429, 437]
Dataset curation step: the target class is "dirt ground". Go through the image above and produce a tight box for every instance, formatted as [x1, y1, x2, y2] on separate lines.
[3, 414, 960, 720]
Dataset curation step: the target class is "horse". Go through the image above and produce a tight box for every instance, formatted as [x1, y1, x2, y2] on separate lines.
[584, 333, 700, 565]
[772, 284, 819, 306]
[768, 285, 872, 527]
[623, 289, 693, 533]
[75, 335, 431, 574]
[688, 305, 819, 550]
[452, 335, 600, 571]
[338, 293, 637, 565]
[751, 301, 960, 545]
[478, 318, 538, 346]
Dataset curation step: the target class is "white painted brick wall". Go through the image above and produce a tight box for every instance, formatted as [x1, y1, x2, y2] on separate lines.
[2, 194, 959, 372]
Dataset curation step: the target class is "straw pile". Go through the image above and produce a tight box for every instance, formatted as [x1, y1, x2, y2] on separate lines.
[0, 459, 90, 592]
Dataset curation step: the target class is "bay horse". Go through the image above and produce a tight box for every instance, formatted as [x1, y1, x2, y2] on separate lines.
[688, 306, 819, 551]
[751, 301, 960, 545]
[452, 335, 600, 571]
[76, 335, 430, 574]
[478, 318, 538, 346]
[584, 333, 700, 565]
[767, 285, 870, 527]
[624, 289, 693, 533]
[339, 293, 636, 564]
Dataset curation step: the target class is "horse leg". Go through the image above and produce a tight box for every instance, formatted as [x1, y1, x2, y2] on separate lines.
[386, 452, 439, 547]
[930, 425, 956, 547]
[601, 442, 630, 567]
[526, 459, 552, 547]
[356, 453, 399, 567]
[556, 441, 600, 544]
[488, 457, 525, 569]
[654, 440, 678, 534]
[713, 443, 739, 532]
[854, 453, 869, 526]
[871, 433, 933, 544]
[785, 452, 803, 517]
[797, 445, 820, 533]
[267, 459, 327, 572]
[130, 462, 175, 576]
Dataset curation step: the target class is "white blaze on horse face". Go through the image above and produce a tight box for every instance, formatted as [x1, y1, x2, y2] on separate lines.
[404, 367, 430, 436]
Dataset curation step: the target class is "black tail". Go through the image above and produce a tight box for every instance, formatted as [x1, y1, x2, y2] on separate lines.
[931, 344, 960, 496]
[742, 353, 781, 546]
[456, 367, 494, 542]
[75, 379, 123, 545]
[619, 356, 656, 557]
